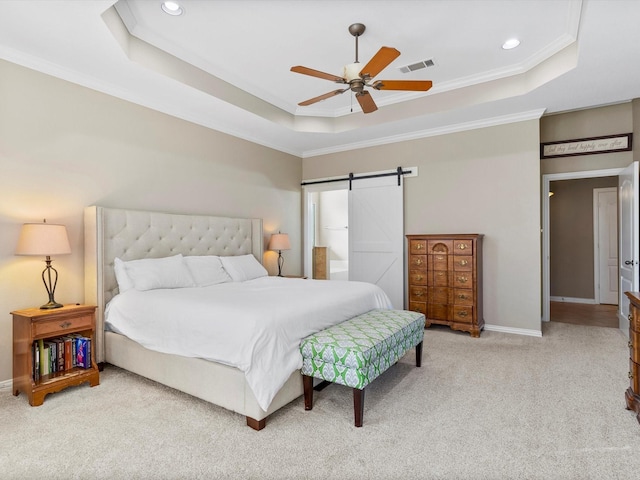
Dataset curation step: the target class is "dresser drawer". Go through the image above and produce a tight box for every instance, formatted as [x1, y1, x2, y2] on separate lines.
[409, 270, 428, 285]
[409, 286, 428, 302]
[453, 306, 474, 324]
[409, 301, 426, 316]
[409, 240, 427, 255]
[632, 308, 640, 332]
[453, 256, 473, 271]
[630, 360, 640, 394]
[32, 313, 93, 338]
[430, 287, 450, 304]
[428, 303, 449, 321]
[431, 270, 449, 286]
[409, 255, 427, 269]
[630, 328, 640, 364]
[431, 253, 450, 271]
[454, 289, 474, 306]
[428, 240, 453, 254]
[454, 239, 474, 255]
[453, 273, 472, 287]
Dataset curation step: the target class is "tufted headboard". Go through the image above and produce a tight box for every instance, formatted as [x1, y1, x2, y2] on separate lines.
[84, 206, 263, 363]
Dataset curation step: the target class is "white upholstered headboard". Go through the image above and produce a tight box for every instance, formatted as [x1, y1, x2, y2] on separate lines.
[84, 206, 263, 363]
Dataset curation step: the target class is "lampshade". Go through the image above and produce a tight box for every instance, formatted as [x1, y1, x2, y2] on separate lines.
[268, 233, 291, 251]
[16, 223, 71, 256]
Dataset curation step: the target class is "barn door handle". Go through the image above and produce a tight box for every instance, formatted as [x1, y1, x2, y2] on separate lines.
[625, 260, 634, 265]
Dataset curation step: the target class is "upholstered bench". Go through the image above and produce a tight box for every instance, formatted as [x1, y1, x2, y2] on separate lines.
[300, 309, 425, 427]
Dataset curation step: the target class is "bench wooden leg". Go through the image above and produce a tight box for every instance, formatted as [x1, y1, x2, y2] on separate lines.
[416, 341, 423, 367]
[303, 374, 314, 410]
[353, 388, 365, 427]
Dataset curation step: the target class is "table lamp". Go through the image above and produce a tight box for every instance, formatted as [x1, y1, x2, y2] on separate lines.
[15, 220, 71, 309]
[268, 232, 291, 277]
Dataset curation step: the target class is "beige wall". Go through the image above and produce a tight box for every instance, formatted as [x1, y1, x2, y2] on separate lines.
[303, 120, 542, 334]
[0, 60, 302, 384]
[540, 103, 634, 174]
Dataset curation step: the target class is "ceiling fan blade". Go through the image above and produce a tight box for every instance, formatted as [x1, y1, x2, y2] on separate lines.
[359, 46, 401, 79]
[298, 89, 348, 106]
[371, 80, 433, 91]
[355, 90, 378, 114]
[291, 66, 346, 83]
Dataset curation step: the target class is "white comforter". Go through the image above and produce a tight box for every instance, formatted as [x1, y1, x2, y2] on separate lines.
[105, 277, 392, 411]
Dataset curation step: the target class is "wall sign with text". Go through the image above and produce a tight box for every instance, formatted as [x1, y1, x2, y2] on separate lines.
[540, 133, 632, 159]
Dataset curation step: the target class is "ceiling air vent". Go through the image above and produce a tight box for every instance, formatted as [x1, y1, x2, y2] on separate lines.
[399, 58, 435, 74]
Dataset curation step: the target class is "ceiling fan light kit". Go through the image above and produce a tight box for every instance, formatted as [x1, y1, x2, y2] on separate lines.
[291, 23, 433, 114]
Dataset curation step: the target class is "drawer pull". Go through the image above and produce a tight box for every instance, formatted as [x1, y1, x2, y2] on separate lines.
[414, 258, 423, 266]
[413, 290, 424, 297]
[629, 340, 633, 349]
[457, 243, 467, 250]
[436, 255, 444, 260]
[630, 371, 634, 379]
[458, 260, 468, 266]
[59, 321, 72, 328]
[437, 272, 444, 277]
[457, 276, 468, 284]
[458, 311, 468, 318]
[415, 275, 423, 281]
[629, 313, 633, 321]
[415, 243, 424, 250]
[458, 294, 468, 300]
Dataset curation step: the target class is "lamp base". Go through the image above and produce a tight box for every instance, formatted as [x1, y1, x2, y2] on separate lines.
[40, 300, 64, 310]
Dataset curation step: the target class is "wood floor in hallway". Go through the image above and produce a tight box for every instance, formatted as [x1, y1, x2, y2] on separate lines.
[550, 301, 618, 328]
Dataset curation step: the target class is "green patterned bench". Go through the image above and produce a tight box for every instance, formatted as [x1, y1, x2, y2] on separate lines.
[300, 309, 425, 427]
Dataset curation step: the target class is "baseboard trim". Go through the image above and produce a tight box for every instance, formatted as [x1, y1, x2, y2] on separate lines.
[0, 378, 12, 391]
[484, 324, 542, 338]
[550, 296, 596, 304]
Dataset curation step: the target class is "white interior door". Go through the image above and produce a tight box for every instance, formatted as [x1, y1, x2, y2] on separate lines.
[349, 175, 404, 309]
[619, 161, 639, 332]
[594, 187, 618, 305]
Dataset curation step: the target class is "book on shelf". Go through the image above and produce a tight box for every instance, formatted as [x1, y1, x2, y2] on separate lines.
[33, 342, 40, 382]
[75, 336, 90, 369]
[62, 336, 73, 371]
[40, 341, 50, 376]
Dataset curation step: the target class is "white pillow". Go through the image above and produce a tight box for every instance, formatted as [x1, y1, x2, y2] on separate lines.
[183, 255, 232, 287]
[220, 254, 268, 282]
[117, 254, 196, 291]
[114, 257, 134, 293]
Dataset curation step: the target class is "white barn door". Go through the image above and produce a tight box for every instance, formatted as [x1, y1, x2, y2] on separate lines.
[348, 175, 404, 309]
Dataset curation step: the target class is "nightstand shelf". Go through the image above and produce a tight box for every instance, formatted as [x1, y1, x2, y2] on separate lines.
[12, 304, 99, 406]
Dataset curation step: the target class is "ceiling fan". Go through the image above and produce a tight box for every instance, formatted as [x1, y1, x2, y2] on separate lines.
[291, 23, 433, 114]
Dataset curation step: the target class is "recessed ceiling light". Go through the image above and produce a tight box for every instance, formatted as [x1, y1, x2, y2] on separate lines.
[161, 1, 184, 16]
[502, 38, 520, 50]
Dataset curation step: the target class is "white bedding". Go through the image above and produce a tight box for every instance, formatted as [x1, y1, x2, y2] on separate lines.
[105, 277, 392, 411]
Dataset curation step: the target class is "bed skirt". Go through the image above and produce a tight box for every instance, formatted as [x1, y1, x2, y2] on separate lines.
[105, 331, 304, 424]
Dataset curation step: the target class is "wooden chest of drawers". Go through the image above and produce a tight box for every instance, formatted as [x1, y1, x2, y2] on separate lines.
[624, 292, 640, 424]
[407, 234, 483, 337]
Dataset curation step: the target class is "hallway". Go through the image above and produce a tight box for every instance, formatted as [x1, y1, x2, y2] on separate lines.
[550, 301, 618, 328]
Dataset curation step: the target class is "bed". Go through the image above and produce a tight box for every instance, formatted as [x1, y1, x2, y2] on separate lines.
[83, 206, 391, 430]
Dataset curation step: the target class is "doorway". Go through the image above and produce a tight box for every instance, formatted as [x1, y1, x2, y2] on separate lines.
[310, 188, 349, 280]
[542, 168, 624, 325]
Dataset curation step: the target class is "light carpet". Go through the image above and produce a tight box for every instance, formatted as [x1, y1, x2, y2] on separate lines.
[1, 321, 639, 479]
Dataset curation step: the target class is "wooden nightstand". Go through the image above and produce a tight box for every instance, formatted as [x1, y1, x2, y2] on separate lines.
[12, 304, 100, 406]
